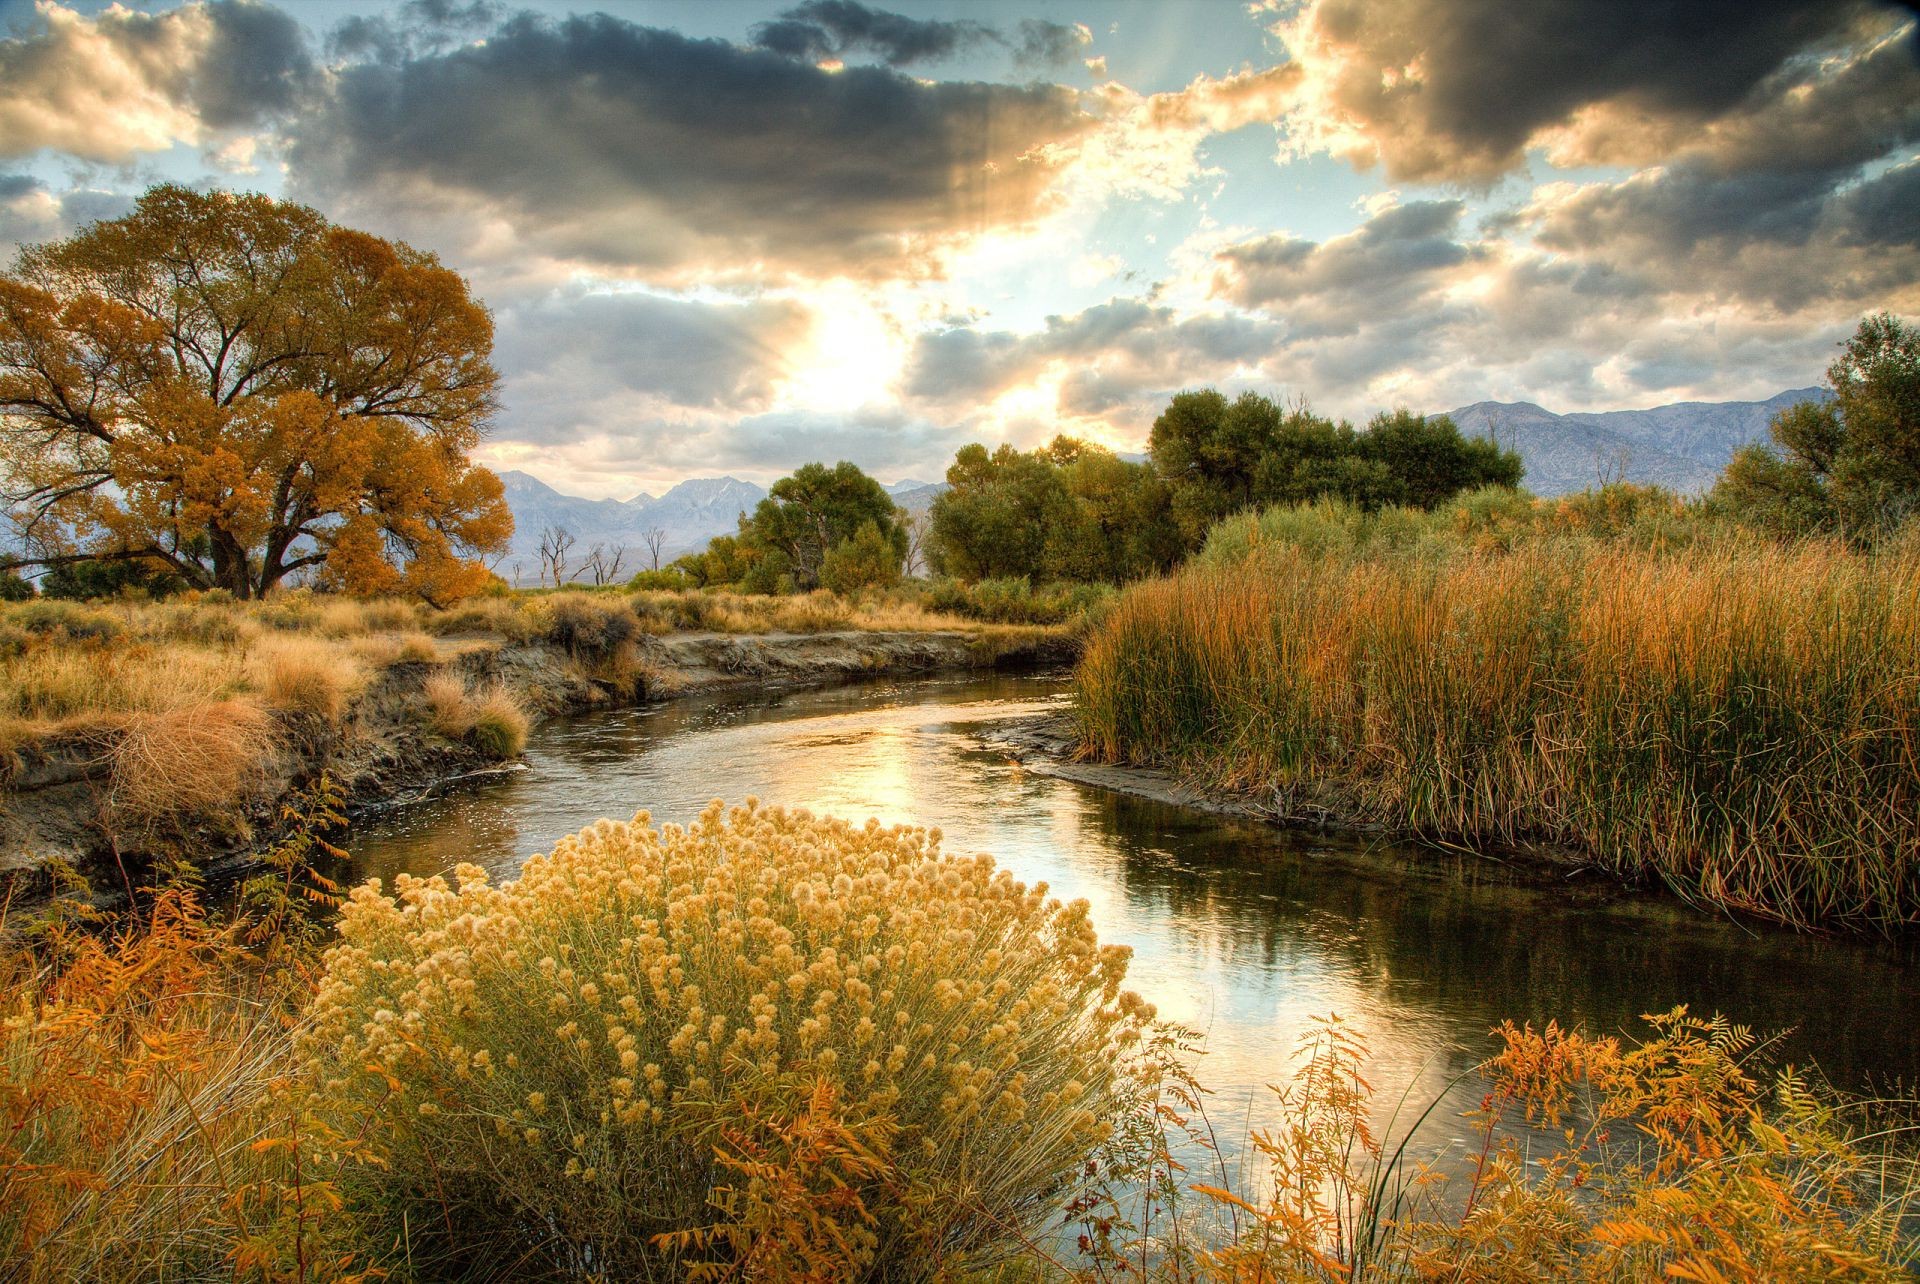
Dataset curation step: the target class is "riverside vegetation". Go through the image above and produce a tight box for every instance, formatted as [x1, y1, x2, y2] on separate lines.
[3, 804, 1917, 1281]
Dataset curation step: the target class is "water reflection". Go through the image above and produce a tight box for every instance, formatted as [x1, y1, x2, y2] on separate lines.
[347, 671, 1920, 1172]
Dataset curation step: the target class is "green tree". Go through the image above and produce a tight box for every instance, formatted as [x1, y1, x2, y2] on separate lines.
[929, 443, 1074, 581]
[1715, 314, 1920, 540]
[1358, 408, 1524, 509]
[1149, 390, 1284, 546]
[1149, 390, 1524, 550]
[734, 461, 903, 591]
[820, 520, 904, 594]
[0, 185, 510, 601]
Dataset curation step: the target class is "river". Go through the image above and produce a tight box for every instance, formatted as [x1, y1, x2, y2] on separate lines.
[346, 669, 1920, 1176]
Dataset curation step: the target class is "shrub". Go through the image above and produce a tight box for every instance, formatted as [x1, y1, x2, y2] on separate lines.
[543, 592, 642, 657]
[420, 672, 529, 759]
[627, 567, 692, 592]
[0, 892, 329, 1281]
[1, 646, 241, 720]
[819, 521, 903, 595]
[250, 637, 364, 721]
[465, 685, 530, 758]
[303, 801, 1149, 1280]
[0, 571, 34, 601]
[421, 671, 475, 740]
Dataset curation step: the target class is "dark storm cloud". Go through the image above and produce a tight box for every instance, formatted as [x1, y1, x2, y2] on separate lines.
[327, 0, 504, 63]
[286, 11, 1091, 279]
[905, 298, 1279, 407]
[1285, 0, 1908, 181]
[1013, 19, 1092, 69]
[751, 1, 994, 66]
[749, 2, 1087, 70]
[193, 0, 318, 126]
[1528, 157, 1920, 310]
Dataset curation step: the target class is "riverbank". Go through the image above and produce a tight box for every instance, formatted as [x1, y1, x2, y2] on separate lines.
[0, 589, 1074, 886]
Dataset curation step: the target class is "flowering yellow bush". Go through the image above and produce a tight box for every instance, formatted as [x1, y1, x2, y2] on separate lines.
[302, 799, 1151, 1280]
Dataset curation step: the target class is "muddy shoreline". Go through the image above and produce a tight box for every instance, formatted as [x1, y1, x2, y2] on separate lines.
[0, 627, 1076, 887]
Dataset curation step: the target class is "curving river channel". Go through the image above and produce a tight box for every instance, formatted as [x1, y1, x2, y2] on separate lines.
[346, 669, 1920, 1173]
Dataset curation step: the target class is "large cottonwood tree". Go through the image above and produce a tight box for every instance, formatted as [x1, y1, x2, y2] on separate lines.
[0, 185, 511, 601]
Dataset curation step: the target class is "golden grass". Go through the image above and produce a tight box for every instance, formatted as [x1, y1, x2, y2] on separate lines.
[0, 645, 244, 720]
[419, 671, 528, 758]
[1077, 536, 1920, 929]
[248, 635, 366, 721]
[107, 700, 280, 823]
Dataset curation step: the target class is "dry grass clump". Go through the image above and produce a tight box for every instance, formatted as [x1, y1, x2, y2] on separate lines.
[249, 635, 365, 721]
[107, 700, 279, 823]
[419, 671, 528, 758]
[1077, 536, 1920, 929]
[769, 590, 854, 633]
[302, 800, 1150, 1280]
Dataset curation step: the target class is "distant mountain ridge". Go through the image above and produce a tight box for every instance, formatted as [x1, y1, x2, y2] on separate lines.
[1444, 387, 1829, 497]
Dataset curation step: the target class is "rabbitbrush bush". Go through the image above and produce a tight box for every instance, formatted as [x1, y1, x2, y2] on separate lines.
[303, 800, 1151, 1280]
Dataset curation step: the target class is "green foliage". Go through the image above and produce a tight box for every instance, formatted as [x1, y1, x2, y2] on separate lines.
[819, 520, 903, 595]
[739, 461, 905, 591]
[1149, 390, 1525, 550]
[626, 566, 692, 591]
[925, 575, 1114, 625]
[1715, 313, 1920, 541]
[0, 570, 33, 601]
[39, 556, 189, 601]
[928, 437, 1179, 584]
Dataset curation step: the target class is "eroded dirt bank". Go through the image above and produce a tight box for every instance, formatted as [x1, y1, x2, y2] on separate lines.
[0, 628, 1075, 882]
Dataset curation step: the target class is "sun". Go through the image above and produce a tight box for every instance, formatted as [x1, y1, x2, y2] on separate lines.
[777, 284, 906, 412]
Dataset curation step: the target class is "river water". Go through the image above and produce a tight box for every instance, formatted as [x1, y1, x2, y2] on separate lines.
[346, 669, 1920, 1173]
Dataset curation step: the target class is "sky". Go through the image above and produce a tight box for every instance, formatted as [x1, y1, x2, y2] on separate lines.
[1, 0, 1916, 498]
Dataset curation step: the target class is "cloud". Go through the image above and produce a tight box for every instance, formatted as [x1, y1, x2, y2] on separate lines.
[750, 1, 994, 66]
[0, 0, 315, 161]
[0, 173, 132, 262]
[749, 2, 1089, 70]
[493, 289, 815, 446]
[1271, 0, 1908, 182]
[1212, 200, 1482, 335]
[905, 297, 1281, 430]
[286, 11, 1092, 281]
[1523, 157, 1920, 313]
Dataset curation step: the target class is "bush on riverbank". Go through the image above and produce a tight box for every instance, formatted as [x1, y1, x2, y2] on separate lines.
[1076, 500, 1920, 929]
[301, 801, 1150, 1279]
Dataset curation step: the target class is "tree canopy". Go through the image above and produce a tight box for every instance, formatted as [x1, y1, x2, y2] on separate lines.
[928, 437, 1179, 584]
[1149, 390, 1523, 548]
[677, 461, 905, 592]
[0, 185, 510, 601]
[1714, 313, 1920, 541]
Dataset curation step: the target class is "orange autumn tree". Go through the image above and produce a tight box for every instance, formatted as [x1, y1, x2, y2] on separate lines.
[0, 185, 510, 603]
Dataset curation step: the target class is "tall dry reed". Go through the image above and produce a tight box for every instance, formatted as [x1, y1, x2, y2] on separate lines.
[1076, 538, 1920, 929]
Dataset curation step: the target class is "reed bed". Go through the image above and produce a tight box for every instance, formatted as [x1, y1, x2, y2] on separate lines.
[1076, 536, 1920, 929]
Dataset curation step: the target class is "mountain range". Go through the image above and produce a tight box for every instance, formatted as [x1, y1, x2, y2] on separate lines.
[498, 387, 1826, 581]
[1446, 387, 1828, 497]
